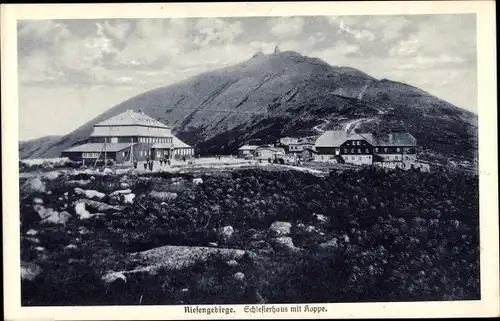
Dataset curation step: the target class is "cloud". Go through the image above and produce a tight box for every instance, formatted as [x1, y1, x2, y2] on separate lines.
[194, 18, 244, 46]
[398, 54, 467, 70]
[101, 21, 130, 41]
[338, 20, 375, 41]
[268, 17, 305, 38]
[361, 16, 412, 42]
[113, 19, 187, 68]
[389, 37, 421, 56]
[18, 20, 71, 42]
[311, 41, 361, 65]
[17, 15, 478, 119]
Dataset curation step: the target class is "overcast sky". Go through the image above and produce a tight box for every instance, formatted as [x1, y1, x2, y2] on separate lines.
[18, 14, 477, 141]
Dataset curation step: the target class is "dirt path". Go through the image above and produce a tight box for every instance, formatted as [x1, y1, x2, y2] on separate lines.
[342, 118, 376, 133]
[313, 119, 330, 133]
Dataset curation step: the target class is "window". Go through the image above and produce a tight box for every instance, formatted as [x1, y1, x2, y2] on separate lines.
[140, 151, 143, 156]
[82, 152, 99, 158]
[365, 149, 369, 153]
[384, 148, 388, 152]
[396, 148, 401, 152]
[358, 157, 361, 161]
[375, 148, 379, 152]
[344, 149, 348, 153]
[358, 149, 361, 153]
[122, 152, 126, 157]
[351, 149, 354, 153]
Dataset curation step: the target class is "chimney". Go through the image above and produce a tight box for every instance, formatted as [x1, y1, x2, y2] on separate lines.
[274, 45, 280, 54]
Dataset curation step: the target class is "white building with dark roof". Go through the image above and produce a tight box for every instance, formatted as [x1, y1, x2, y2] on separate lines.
[314, 129, 421, 168]
[62, 110, 194, 164]
[238, 145, 259, 158]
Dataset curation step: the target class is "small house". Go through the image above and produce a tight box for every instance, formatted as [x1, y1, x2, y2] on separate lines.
[255, 146, 285, 160]
[238, 145, 259, 158]
[279, 137, 299, 146]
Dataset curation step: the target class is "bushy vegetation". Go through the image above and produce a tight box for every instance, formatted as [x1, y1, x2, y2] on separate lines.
[20, 166, 479, 305]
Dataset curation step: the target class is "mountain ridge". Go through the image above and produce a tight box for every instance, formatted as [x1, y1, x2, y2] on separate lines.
[19, 50, 477, 166]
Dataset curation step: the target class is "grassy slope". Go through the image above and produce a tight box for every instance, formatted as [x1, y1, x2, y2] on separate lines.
[21, 166, 479, 305]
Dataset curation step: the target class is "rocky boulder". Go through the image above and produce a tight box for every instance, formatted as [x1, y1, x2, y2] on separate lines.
[43, 171, 60, 181]
[233, 272, 245, 282]
[226, 260, 239, 267]
[122, 193, 135, 204]
[101, 271, 127, 284]
[313, 213, 329, 224]
[125, 245, 252, 275]
[318, 238, 339, 253]
[109, 189, 132, 197]
[149, 191, 178, 201]
[65, 179, 92, 187]
[74, 202, 105, 220]
[23, 178, 46, 193]
[21, 261, 42, 281]
[41, 210, 72, 225]
[217, 226, 234, 243]
[269, 221, 292, 236]
[74, 188, 106, 200]
[271, 236, 301, 253]
[76, 199, 125, 212]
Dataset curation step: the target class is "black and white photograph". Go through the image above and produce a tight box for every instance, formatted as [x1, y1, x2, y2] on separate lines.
[2, 1, 498, 320]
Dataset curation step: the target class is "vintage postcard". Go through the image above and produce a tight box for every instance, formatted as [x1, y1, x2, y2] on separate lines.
[2, 1, 499, 320]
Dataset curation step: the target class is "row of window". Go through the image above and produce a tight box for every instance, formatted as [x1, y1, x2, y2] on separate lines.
[175, 148, 193, 156]
[290, 144, 313, 150]
[345, 155, 372, 161]
[374, 147, 404, 153]
[82, 152, 100, 158]
[344, 148, 370, 154]
[346, 141, 364, 146]
[138, 137, 172, 144]
[343, 147, 412, 153]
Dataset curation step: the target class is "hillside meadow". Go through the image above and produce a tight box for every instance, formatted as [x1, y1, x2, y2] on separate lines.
[19, 164, 479, 305]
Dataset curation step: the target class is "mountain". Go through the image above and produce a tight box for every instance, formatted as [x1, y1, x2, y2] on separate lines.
[19, 50, 477, 166]
[19, 135, 62, 159]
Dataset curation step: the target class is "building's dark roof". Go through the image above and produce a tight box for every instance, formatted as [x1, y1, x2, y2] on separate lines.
[63, 143, 134, 153]
[316, 130, 417, 148]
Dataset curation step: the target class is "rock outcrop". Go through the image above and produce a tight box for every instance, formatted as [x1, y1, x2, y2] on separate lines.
[269, 221, 292, 236]
[21, 261, 42, 281]
[126, 245, 252, 274]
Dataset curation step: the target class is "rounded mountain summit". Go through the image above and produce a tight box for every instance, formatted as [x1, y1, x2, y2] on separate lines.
[20, 50, 477, 164]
